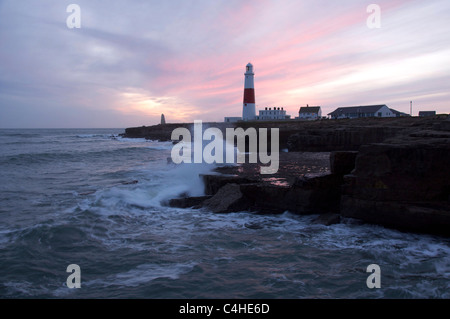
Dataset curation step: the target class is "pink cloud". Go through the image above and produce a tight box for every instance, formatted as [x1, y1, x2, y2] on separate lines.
[122, 0, 449, 123]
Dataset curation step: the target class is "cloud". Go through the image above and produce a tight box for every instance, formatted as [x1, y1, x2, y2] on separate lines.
[0, 0, 449, 128]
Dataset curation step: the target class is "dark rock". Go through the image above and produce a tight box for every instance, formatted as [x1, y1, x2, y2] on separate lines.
[123, 116, 449, 150]
[152, 115, 450, 236]
[244, 222, 264, 230]
[238, 173, 343, 215]
[290, 173, 343, 214]
[201, 174, 255, 196]
[167, 195, 212, 208]
[312, 213, 341, 226]
[409, 130, 450, 138]
[199, 170, 344, 215]
[202, 184, 251, 213]
[239, 184, 293, 214]
[123, 123, 195, 141]
[330, 151, 358, 175]
[341, 134, 450, 236]
[287, 126, 403, 152]
[123, 122, 235, 142]
[438, 118, 450, 131]
[341, 197, 450, 236]
[343, 140, 450, 202]
[293, 172, 343, 188]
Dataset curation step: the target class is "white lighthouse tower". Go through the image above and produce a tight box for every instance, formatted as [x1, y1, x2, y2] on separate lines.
[242, 63, 256, 121]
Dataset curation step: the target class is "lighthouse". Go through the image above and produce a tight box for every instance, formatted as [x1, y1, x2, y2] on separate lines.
[242, 63, 256, 121]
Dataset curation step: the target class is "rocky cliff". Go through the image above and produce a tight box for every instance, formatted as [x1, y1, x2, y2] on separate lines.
[124, 115, 450, 236]
[286, 126, 404, 151]
[122, 122, 235, 142]
[341, 127, 450, 236]
[122, 116, 448, 152]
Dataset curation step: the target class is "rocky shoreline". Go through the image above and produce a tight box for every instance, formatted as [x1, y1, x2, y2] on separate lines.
[124, 116, 450, 237]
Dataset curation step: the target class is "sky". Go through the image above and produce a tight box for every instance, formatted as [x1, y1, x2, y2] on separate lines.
[0, 0, 449, 128]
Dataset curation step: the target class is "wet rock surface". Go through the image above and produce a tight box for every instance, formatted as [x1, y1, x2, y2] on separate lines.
[168, 151, 343, 216]
[128, 116, 450, 236]
[341, 129, 450, 236]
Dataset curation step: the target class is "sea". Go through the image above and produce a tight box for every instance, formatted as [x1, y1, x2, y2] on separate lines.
[0, 128, 449, 299]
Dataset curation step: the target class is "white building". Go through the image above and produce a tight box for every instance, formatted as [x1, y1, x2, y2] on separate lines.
[224, 117, 242, 123]
[297, 105, 321, 120]
[259, 107, 289, 120]
[328, 105, 396, 119]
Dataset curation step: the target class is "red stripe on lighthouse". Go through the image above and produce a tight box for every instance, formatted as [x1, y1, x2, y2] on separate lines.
[243, 88, 255, 104]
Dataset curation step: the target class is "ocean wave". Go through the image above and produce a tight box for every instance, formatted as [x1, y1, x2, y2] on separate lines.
[0, 132, 42, 138]
[2, 281, 48, 297]
[147, 145, 174, 151]
[2, 128, 449, 299]
[0, 228, 19, 246]
[80, 262, 197, 289]
[75, 134, 120, 139]
[117, 137, 174, 148]
[0, 146, 156, 165]
[81, 160, 219, 211]
[116, 136, 148, 143]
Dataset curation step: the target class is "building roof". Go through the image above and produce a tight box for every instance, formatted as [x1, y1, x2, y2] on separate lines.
[418, 111, 436, 115]
[328, 105, 387, 116]
[299, 106, 321, 114]
[390, 108, 410, 116]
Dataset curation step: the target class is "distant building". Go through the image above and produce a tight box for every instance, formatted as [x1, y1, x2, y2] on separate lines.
[389, 109, 411, 117]
[161, 114, 166, 125]
[328, 105, 396, 119]
[259, 107, 288, 120]
[418, 111, 436, 117]
[297, 105, 321, 120]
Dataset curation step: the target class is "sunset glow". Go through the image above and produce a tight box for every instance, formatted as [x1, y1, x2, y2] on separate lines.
[0, 0, 449, 127]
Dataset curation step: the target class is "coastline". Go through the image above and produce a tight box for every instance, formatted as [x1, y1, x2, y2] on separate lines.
[123, 116, 450, 237]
